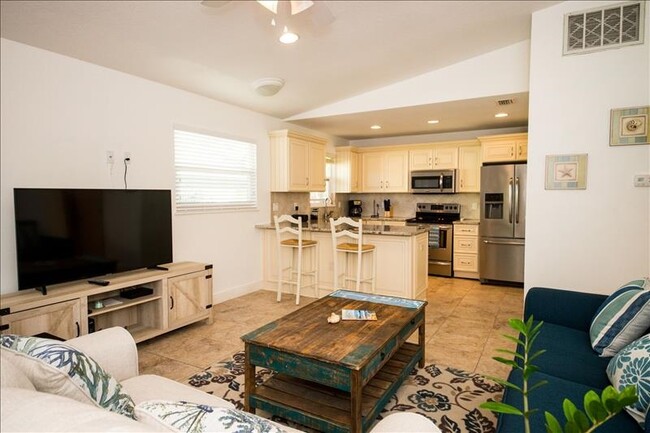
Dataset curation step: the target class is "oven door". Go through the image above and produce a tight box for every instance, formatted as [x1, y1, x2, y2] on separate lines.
[428, 224, 453, 276]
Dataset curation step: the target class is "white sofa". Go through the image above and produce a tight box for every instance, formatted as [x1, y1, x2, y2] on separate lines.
[1, 327, 440, 433]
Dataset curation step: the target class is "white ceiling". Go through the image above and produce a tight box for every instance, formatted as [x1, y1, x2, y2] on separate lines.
[0, 1, 557, 140]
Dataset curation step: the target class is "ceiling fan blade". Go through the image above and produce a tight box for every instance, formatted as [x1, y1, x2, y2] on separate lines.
[257, 1, 278, 14]
[290, 1, 314, 15]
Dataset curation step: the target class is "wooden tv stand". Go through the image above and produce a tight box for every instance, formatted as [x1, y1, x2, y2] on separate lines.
[0, 262, 213, 343]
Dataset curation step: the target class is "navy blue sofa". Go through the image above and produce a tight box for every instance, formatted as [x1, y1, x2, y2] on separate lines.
[496, 287, 647, 433]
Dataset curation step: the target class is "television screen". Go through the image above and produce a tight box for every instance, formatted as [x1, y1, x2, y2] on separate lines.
[14, 188, 173, 291]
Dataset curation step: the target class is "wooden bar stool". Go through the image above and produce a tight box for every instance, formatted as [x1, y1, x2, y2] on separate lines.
[274, 214, 319, 305]
[330, 217, 376, 293]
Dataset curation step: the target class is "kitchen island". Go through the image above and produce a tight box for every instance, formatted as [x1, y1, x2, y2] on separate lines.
[256, 222, 429, 300]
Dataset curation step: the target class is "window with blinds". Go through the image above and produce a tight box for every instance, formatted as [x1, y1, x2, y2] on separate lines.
[174, 129, 257, 213]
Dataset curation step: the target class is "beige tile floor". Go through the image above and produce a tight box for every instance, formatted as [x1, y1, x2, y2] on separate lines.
[137, 277, 523, 383]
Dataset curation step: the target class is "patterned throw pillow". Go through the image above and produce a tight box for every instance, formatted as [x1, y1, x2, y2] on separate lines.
[135, 400, 286, 433]
[590, 278, 650, 357]
[0, 334, 135, 419]
[606, 334, 650, 428]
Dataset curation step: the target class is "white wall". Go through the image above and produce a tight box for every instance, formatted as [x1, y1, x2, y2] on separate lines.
[0, 38, 341, 299]
[526, 1, 650, 295]
[288, 40, 530, 120]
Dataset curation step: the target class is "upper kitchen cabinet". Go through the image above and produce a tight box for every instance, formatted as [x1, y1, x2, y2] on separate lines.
[457, 144, 482, 193]
[361, 149, 409, 192]
[269, 130, 327, 192]
[479, 133, 528, 163]
[409, 146, 458, 171]
[335, 147, 360, 193]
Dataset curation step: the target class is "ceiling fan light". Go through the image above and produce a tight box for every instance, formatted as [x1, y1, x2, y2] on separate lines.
[291, 0, 314, 15]
[257, 1, 278, 14]
[252, 77, 285, 96]
[279, 27, 299, 44]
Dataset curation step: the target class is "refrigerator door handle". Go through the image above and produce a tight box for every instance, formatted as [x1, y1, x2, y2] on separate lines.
[508, 177, 514, 223]
[515, 176, 520, 224]
[483, 239, 525, 246]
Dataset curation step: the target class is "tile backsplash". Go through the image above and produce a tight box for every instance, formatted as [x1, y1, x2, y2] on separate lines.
[271, 192, 480, 221]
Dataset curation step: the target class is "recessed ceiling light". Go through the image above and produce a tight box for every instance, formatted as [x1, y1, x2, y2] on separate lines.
[495, 112, 509, 118]
[427, 120, 440, 124]
[279, 26, 299, 44]
[370, 125, 381, 130]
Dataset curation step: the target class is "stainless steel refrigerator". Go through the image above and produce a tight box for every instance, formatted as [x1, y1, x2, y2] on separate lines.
[479, 163, 527, 284]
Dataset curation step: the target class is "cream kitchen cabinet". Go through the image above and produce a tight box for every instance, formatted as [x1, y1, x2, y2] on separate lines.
[361, 150, 409, 192]
[335, 147, 360, 193]
[453, 223, 479, 279]
[269, 129, 327, 192]
[457, 145, 481, 193]
[409, 146, 458, 171]
[479, 133, 528, 163]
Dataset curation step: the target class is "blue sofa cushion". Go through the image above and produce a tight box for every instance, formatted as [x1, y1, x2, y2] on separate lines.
[523, 321, 612, 389]
[590, 278, 650, 357]
[497, 370, 642, 433]
[607, 334, 650, 428]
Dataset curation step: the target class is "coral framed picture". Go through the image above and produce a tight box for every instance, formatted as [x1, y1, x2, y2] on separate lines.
[545, 154, 588, 190]
[610, 106, 649, 146]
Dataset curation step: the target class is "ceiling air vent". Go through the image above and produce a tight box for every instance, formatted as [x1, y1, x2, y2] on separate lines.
[564, 1, 645, 55]
[497, 99, 514, 106]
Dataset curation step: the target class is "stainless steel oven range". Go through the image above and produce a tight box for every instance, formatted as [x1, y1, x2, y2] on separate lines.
[406, 203, 460, 277]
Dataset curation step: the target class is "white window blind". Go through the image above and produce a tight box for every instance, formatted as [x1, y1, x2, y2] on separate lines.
[174, 129, 257, 213]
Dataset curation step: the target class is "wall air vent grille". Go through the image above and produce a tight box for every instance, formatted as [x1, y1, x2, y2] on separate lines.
[564, 1, 644, 55]
[497, 99, 514, 106]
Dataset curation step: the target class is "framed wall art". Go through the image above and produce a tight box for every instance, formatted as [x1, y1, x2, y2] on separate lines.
[545, 154, 588, 190]
[610, 106, 649, 146]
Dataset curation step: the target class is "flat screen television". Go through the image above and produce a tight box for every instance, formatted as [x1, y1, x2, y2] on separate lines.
[14, 188, 173, 291]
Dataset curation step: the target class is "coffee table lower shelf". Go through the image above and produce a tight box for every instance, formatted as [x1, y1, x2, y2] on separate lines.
[249, 342, 422, 433]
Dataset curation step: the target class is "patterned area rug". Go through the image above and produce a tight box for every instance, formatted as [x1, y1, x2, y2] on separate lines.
[186, 351, 503, 433]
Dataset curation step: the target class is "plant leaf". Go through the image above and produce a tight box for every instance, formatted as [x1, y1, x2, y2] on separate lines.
[601, 386, 622, 413]
[528, 349, 547, 363]
[493, 356, 519, 368]
[584, 390, 607, 423]
[573, 409, 590, 432]
[562, 399, 578, 425]
[564, 420, 580, 433]
[480, 401, 524, 416]
[618, 385, 638, 407]
[496, 348, 525, 360]
[508, 318, 527, 334]
[544, 412, 563, 433]
[528, 379, 549, 393]
[502, 334, 525, 346]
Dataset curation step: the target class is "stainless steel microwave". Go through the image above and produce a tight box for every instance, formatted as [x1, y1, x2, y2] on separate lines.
[410, 170, 456, 193]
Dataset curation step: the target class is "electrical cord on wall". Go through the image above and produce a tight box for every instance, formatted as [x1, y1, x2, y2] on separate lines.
[123, 157, 130, 189]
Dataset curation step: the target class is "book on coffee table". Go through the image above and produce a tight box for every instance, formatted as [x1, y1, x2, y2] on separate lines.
[341, 309, 377, 321]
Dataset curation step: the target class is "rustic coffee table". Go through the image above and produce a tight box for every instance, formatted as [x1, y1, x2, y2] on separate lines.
[241, 290, 427, 433]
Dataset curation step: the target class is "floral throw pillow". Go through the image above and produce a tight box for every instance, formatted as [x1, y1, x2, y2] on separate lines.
[135, 400, 286, 433]
[0, 334, 135, 419]
[606, 334, 650, 428]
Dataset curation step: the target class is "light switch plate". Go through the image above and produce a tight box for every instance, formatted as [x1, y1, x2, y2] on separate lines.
[634, 174, 650, 187]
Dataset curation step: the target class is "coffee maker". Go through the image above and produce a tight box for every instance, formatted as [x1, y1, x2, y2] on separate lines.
[348, 200, 362, 218]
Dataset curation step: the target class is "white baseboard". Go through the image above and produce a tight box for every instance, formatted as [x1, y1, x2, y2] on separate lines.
[213, 280, 266, 303]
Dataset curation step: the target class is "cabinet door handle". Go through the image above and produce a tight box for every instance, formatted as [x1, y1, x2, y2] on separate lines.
[75, 321, 80, 337]
[170, 296, 174, 310]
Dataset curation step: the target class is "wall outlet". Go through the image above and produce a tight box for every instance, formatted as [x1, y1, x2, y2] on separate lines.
[634, 174, 650, 187]
[106, 151, 114, 165]
[272, 203, 279, 212]
[293, 203, 299, 211]
[124, 152, 132, 165]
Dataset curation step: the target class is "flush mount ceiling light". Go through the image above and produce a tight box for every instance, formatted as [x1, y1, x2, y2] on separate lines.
[495, 112, 509, 118]
[252, 77, 285, 96]
[370, 125, 382, 130]
[427, 119, 440, 124]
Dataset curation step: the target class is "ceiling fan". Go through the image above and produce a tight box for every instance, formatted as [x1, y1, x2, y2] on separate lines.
[200, 0, 335, 40]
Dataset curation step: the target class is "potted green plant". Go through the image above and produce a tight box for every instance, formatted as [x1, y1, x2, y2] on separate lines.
[480, 317, 637, 433]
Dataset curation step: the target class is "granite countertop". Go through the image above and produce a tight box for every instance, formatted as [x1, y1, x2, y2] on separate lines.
[360, 216, 410, 222]
[455, 219, 480, 225]
[255, 222, 427, 237]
